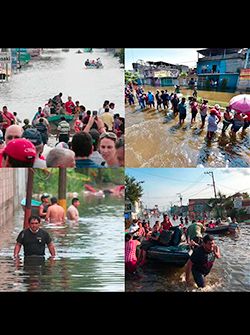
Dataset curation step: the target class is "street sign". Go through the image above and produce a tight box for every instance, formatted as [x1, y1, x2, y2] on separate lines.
[0, 52, 11, 64]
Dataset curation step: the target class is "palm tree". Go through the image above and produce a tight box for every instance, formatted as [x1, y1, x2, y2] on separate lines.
[125, 175, 143, 205]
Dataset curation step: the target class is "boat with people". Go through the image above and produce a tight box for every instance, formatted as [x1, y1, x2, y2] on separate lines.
[84, 58, 103, 69]
[205, 223, 229, 234]
[85, 63, 103, 69]
[47, 114, 74, 133]
[147, 244, 192, 267]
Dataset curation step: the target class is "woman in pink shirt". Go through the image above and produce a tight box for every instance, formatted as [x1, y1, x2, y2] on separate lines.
[125, 233, 140, 274]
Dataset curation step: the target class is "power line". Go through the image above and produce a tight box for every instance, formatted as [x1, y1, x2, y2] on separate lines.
[128, 169, 210, 184]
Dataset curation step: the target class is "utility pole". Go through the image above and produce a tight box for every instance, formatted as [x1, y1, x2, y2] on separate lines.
[58, 168, 67, 214]
[23, 168, 34, 229]
[204, 171, 217, 198]
[177, 193, 183, 207]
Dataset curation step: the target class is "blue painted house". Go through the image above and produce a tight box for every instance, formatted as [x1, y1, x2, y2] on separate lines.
[196, 48, 248, 92]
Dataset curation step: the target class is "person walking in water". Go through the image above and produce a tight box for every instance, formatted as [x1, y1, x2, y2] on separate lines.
[13, 215, 56, 258]
[39, 193, 50, 219]
[66, 197, 80, 221]
[45, 197, 65, 224]
[185, 234, 221, 288]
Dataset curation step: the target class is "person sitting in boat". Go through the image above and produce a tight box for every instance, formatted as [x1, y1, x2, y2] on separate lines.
[161, 214, 173, 231]
[96, 58, 102, 68]
[138, 221, 162, 266]
[85, 59, 90, 66]
[215, 217, 222, 225]
[208, 220, 216, 229]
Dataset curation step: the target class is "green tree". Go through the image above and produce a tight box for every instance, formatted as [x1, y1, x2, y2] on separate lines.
[180, 72, 187, 78]
[125, 175, 143, 205]
[125, 70, 139, 84]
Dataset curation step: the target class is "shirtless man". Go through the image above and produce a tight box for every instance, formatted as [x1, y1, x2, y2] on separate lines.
[66, 197, 80, 221]
[45, 197, 65, 224]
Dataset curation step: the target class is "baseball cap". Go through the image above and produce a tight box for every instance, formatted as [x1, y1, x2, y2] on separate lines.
[3, 138, 36, 163]
[41, 193, 50, 200]
[22, 128, 42, 146]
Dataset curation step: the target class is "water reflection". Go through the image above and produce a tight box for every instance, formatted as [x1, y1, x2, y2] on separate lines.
[0, 195, 124, 292]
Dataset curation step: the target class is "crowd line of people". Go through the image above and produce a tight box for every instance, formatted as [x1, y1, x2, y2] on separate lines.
[125, 83, 250, 141]
[0, 94, 125, 168]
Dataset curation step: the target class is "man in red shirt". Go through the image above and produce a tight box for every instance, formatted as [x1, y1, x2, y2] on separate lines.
[65, 96, 75, 114]
[1, 106, 15, 139]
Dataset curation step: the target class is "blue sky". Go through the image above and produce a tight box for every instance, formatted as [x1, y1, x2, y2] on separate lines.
[125, 48, 203, 70]
[126, 168, 250, 211]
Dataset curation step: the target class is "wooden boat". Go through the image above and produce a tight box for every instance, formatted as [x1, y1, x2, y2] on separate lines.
[147, 244, 192, 267]
[21, 198, 41, 216]
[205, 224, 229, 234]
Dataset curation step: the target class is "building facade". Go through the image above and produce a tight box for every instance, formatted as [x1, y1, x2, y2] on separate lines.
[196, 48, 249, 92]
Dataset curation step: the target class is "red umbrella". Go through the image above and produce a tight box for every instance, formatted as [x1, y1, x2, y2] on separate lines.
[229, 94, 250, 114]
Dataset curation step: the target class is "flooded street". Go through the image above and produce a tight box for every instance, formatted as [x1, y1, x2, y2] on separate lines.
[0, 48, 124, 120]
[0, 194, 124, 292]
[126, 86, 250, 168]
[126, 224, 250, 292]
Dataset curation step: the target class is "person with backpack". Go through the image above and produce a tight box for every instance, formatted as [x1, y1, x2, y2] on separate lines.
[35, 118, 49, 145]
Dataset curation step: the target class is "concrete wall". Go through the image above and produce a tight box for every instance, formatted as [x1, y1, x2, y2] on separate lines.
[0, 169, 15, 227]
[0, 169, 27, 227]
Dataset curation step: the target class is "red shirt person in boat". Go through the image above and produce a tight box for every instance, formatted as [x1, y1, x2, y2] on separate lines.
[65, 96, 75, 115]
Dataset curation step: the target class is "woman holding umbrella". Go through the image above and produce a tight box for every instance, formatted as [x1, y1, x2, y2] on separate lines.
[229, 94, 250, 135]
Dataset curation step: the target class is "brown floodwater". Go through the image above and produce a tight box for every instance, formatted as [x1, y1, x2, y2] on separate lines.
[126, 223, 250, 292]
[125, 86, 250, 168]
